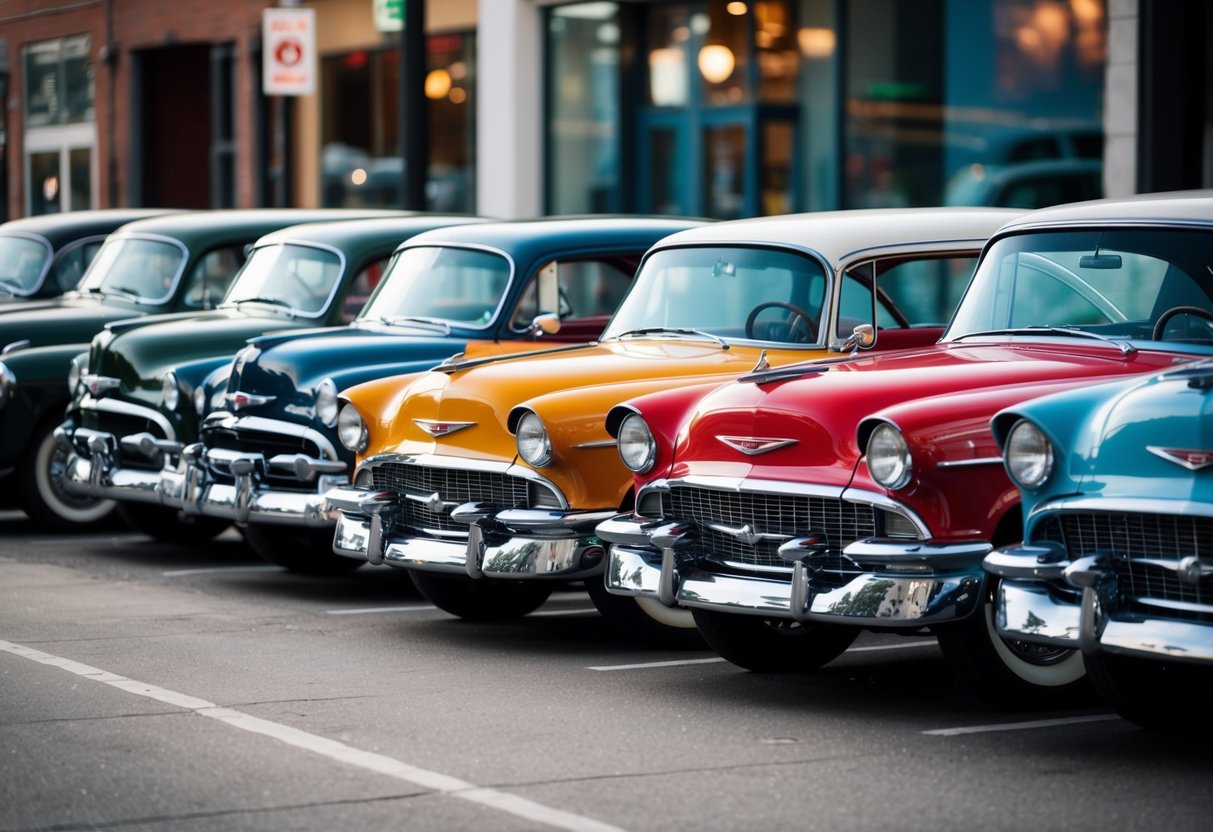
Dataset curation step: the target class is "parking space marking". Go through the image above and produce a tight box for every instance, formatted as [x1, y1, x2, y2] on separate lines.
[325, 605, 439, 615]
[0, 638, 625, 832]
[588, 639, 938, 671]
[163, 565, 286, 577]
[529, 608, 599, 618]
[922, 714, 1121, 736]
[29, 534, 147, 546]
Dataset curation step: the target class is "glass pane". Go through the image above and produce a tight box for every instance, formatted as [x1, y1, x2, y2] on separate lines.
[547, 2, 621, 213]
[70, 147, 92, 209]
[426, 33, 475, 212]
[0, 235, 52, 294]
[223, 244, 343, 316]
[648, 127, 685, 214]
[29, 152, 62, 215]
[648, 4, 691, 107]
[703, 123, 746, 219]
[836, 255, 978, 338]
[762, 120, 794, 214]
[48, 243, 100, 294]
[361, 246, 511, 328]
[80, 238, 185, 303]
[755, 0, 798, 102]
[24, 41, 63, 128]
[342, 258, 389, 322]
[63, 35, 95, 124]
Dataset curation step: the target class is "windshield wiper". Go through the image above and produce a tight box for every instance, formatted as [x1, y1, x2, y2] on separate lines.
[91, 285, 141, 302]
[232, 297, 296, 317]
[379, 315, 452, 335]
[951, 326, 1136, 355]
[612, 327, 730, 350]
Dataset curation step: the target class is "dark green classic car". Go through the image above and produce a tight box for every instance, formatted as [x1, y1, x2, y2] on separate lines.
[0, 208, 399, 526]
[0, 209, 181, 305]
[54, 214, 481, 540]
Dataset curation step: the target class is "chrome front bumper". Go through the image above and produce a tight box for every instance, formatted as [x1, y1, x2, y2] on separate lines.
[598, 514, 988, 626]
[985, 544, 1213, 664]
[327, 485, 612, 580]
[59, 425, 181, 505]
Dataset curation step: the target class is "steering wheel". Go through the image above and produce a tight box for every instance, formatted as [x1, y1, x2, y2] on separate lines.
[745, 301, 816, 342]
[1152, 305, 1213, 341]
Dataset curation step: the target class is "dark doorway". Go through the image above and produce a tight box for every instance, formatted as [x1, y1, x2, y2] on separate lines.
[133, 45, 213, 208]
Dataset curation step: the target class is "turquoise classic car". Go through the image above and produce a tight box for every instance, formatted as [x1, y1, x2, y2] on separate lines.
[984, 361, 1213, 729]
[56, 214, 477, 541]
[0, 208, 397, 526]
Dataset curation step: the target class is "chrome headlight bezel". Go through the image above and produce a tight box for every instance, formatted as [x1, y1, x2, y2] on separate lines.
[617, 413, 657, 473]
[67, 357, 83, 397]
[161, 371, 181, 411]
[515, 411, 553, 468]
[1004, 419, 1054, 489]
[194, 385, 208, 416]
[0, 360, 15, 409]
[315, 377, 340, 427]
[866, 422, 912, 490]
[337, 402, 368, 453]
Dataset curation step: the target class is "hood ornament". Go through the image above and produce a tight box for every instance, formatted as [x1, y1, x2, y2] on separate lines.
[226, 391, 276, 411]
[716, 435, 797, 456]
[82, 374, 121, 398]
[1147, 446, 1213, 471]
[750, 350, 770, 373]
[414, 419, 476, 438]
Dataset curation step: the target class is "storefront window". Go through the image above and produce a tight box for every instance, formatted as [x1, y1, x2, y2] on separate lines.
[320, 32, 475, 212]
[23, 35, 93, 128]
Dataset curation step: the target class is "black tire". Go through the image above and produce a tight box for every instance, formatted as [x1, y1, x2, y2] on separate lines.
[691, 607, 859, 672]
[934, 583, 1090, 707]
[584, 578, 704, 649]
[117, 504, 230, 544]
[18, 419, 116, 528]
[242, 524, 362, 575]
[1086, 652, 1213, 733]
[409, 571, 552, 620]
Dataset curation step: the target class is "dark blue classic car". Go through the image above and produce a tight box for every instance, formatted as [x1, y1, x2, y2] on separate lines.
[57, 215, 476, 541]
[984, 361, 1213, 730]
[171, 217, 702, 573]
[0, 209, 182, 305]
[0, 209, 397, 527]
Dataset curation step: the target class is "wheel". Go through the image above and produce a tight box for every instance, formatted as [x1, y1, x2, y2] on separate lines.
[691, 608, 859, 672]
[584, 578, 704, 649]
[242, 524, 362, 575]
[1085, 652, 1213, 733]
[744, 301, 816, 342]
[1152, 305, 1213, 341]
[18, 419, 116, 527]
[117, 504, 230, 544]
[934, 582, 1090, 707]
[409, 571, 553, 620]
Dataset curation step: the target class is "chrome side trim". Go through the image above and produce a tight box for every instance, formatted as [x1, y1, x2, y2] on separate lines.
[573, 440, 616, 449]
[213, 414, 340, 460]
[1027, 496, 1213, 521]
[936, 457, 1004, 469]
[841, 486, 930, 538]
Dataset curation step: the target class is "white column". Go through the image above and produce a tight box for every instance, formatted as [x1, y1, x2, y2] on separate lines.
[1104, 0, 1138, 197]
[477, 0, 542, 218]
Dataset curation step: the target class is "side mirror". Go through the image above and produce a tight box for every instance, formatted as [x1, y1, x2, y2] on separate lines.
[834, 323, 875, 354]
[529, 312, 562, 337]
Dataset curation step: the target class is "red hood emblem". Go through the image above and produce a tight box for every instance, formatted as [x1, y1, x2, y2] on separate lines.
[715, 435, 798, 456]
[1147, 446, 1213, 471]
[414, 419, 476, 438]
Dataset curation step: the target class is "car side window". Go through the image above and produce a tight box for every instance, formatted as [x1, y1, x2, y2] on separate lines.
[342, 257, 389, 322]
[50, 239, 103, 292]
[837, 255, 977, 337]
[510, 257, 635, 331]
[183, 245, 248, 308]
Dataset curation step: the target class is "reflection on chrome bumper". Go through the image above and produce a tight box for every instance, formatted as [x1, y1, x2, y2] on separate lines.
[59, 425, 177, 505]
[328, 486, 611, 579]
[601, 514, 986, 626]
[986, 544, 1213, 664]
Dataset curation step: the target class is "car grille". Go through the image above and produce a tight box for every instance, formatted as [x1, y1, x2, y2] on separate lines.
[202, 424, 327, 492]
[1036, 511, 1213, 622]
[370, 462, 530, 534]
[666, 485, 877, 570]
[80, 408, 169, 471]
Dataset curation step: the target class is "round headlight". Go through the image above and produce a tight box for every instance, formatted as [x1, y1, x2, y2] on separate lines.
[67, 357, 83, 396]
[316, 378, 339, 427]
[1004, 419, 1053, 489]
[194, 385, 208, 416]
[617, 413, 656, 473]
[337, 403, 368, 453]
[515, 411, 552, 467]
[867, 423, 911, 490]
[161, 372, 181, 411]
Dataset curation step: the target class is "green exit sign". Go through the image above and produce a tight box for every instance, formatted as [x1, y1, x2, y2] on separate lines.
[374, 0, 403, 32]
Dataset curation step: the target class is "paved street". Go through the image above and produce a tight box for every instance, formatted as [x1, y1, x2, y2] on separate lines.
[1, 510, 1208, 832]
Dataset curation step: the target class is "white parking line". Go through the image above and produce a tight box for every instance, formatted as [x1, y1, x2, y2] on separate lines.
[0, 638, 625, 832]
[588, 639, 938, 671]
[29, 534, 146, 546]
[923, 714, 1121, 736]
[163, 565, 286, 577]
[325, 605, 439, 615]
[529, 608, 599, 618]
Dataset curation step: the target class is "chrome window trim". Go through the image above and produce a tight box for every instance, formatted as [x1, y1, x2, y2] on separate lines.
[356, 451, 568, 509]
[0, 230, 54, 295]
[218, 240, 348, 320]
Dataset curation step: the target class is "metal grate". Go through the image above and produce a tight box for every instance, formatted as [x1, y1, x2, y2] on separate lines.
[1037, 512, 1213, 621]
[201, 424, 323, 491]
[370, 462, 530, 534]
[80, 408, 167, 471]
[666, 485, 877, 568]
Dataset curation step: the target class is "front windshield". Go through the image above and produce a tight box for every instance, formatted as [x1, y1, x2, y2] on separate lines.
[359, 245, 511, 327]
[77, 236, 186, 303]
[945, 228, 1213, 343]
[602, 246, 828, 345]
[222, 243, 343, 317]
[0, 234, 52, 294]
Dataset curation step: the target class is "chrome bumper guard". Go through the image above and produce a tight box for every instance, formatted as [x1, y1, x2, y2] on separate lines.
[58, 425, 182, 505]
[598, 512, 988, 626]
[327, 486, 612, 579]
[159, 445, 346, 527]
[986, 544, 1213, 663]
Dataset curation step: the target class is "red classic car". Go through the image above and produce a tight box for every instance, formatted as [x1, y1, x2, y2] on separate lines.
[597, 191, 1213, 702]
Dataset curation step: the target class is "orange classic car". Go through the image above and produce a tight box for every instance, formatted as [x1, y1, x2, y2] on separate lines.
[325, 207, 1021, 643]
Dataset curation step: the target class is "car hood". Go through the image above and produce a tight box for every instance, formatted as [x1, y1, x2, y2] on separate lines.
[365, 338, 810, 464]
[0, 296, 145, 350]
[664, 340, 1186, 489]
